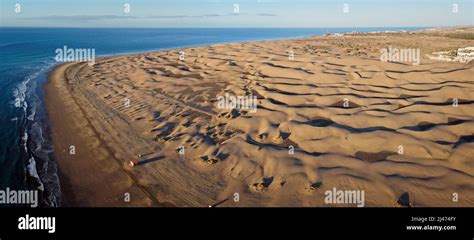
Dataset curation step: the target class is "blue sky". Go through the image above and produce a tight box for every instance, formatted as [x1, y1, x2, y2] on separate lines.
[0, 0, 472, 27]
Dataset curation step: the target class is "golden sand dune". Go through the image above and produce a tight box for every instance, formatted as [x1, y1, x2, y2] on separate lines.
[46, 30, 474, 207]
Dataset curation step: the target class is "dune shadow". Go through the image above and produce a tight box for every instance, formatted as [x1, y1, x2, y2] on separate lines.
[139, 155, 165, 165]
[401, 119, 467, 132]
[453, 134, 474, 148]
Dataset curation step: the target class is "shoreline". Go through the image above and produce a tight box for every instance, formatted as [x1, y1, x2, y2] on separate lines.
[44, 63, 166, 207]
[44, 28, 474, 207]
[46, 27, 434, 64]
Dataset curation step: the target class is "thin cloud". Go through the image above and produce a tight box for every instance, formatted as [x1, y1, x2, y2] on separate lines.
[147, 13, 275, 19]
[147, 15, 190, 19]
[148, 14, 222, 19]
[28, 15, 138, 21]
[27, 13, 276, 21]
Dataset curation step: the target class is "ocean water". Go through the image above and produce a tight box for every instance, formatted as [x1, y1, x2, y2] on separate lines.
[0, 27, 426, 206]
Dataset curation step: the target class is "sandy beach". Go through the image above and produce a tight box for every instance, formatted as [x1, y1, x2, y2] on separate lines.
[44, 28, 474, 207]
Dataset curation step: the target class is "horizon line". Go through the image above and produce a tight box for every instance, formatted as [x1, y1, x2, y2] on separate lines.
[1, 26, 453, 29]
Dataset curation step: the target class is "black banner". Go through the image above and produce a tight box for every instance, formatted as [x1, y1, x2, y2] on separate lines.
[0, 208, 472, 239]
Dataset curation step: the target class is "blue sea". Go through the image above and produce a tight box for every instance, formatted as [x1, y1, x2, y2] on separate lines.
[0, 27, 426, 206]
